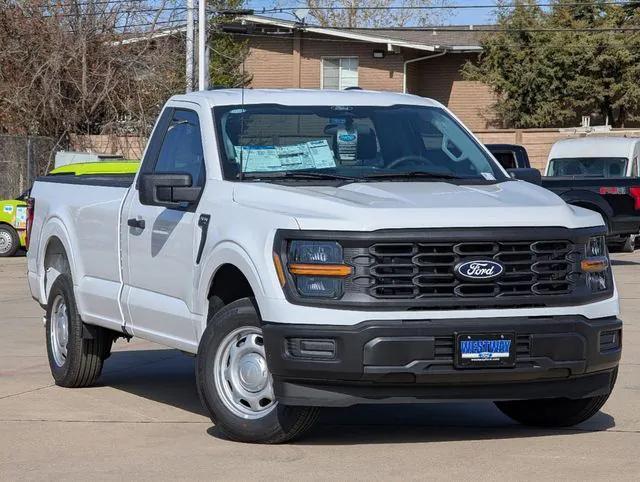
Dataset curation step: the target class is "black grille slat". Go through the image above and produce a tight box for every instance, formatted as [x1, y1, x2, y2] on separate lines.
[366, 239, 577, 301]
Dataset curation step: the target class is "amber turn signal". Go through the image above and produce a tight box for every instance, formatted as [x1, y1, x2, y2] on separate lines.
[288, 263, 353, 277]
[581, 257, 609, 273]
[273, 252, 286, 286]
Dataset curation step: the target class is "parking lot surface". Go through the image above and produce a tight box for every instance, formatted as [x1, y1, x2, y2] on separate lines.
[1, 254, 639, 480]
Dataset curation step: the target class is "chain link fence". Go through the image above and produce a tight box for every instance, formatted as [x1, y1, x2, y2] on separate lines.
[0, 135, 58, 199]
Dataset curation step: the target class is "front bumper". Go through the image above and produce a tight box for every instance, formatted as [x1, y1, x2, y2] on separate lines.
[262, 315, 621, 407]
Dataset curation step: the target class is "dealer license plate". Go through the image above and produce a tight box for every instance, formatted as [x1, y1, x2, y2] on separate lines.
[455, 333, 516, 368]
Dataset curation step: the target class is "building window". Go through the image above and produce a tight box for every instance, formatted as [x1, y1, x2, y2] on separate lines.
[322, 57, 358, 90]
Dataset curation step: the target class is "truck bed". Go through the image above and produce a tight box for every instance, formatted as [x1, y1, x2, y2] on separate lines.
[29, 174, 133, 330]
[541, 176, 640, 237]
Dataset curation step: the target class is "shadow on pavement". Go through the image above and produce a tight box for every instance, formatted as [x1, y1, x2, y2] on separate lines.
[611, 258, 640, 266]
[101, 348, 616, 444]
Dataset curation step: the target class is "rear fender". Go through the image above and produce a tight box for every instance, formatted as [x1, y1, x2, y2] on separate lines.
[560, 190, 614, 222]
[37, 218, 78, 303]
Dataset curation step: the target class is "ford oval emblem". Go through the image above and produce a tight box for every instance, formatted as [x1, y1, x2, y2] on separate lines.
[455, 260, 504, 281]
[338, 134, 356, 142]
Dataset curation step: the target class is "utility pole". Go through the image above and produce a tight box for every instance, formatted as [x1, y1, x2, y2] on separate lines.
[185, 0, 194, 93]
[198, 0, 208, 91]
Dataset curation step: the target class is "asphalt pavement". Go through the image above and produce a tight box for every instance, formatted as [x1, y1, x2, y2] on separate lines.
[1, 254, 639, 480]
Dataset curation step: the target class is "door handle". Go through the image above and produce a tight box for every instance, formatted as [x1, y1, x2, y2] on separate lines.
[127, 218, 145, 230]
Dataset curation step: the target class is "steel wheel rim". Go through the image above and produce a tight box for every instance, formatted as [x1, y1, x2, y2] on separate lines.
[213, 326, 277, 419]
[0, 230, 12, 254]
[50, 295, 69, 367]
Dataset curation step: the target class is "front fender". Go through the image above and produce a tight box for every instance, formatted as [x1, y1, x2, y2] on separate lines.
[194, 241, 271, 335]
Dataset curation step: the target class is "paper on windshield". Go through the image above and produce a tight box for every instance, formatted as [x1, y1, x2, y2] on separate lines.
[236, 139, 336, 172]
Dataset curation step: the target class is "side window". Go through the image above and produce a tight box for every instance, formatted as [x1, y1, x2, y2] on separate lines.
[154, 109, 205, 186]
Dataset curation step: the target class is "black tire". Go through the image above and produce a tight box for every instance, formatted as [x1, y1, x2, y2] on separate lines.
[45, 274, 109, 387]
[196, 297, 319, 443]
[0, 224, 20, 257]
[495, 370, 617, 427]
[621, 235, 635, 253]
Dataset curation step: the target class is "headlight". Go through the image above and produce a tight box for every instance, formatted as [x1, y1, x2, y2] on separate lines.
[289, 240, 343, 264]
[279, 240, 352, 298]
[587, 235, 607, 257]
[583, 236, 610, 292]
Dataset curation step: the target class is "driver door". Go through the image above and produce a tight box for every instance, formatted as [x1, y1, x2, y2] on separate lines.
[122, 107, 206, 350]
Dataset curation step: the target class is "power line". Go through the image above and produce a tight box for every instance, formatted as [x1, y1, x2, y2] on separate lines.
[219, 27, 640, 44]
[249, 1, 637, 12]
[295, 25, 640, 32]
[24, 6, 190, 19]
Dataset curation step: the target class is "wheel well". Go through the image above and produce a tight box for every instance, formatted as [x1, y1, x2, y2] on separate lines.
[207, 264, 255, 320]
[0, 222, 17, 233]
[44, 236, 71, 298]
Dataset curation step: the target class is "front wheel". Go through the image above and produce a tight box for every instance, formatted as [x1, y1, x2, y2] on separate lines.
[196, 298, 319, 443]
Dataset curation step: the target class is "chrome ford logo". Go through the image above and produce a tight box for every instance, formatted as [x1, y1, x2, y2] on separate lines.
[455, 260, 504, 281]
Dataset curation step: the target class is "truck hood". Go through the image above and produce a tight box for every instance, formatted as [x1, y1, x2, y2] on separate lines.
[232, 180, 604, 231]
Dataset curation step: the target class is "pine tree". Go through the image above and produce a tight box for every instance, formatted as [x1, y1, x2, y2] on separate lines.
[463, 1, 640, 128]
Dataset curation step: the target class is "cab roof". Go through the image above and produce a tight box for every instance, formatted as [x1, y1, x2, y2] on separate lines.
[549, 136, 640, 160]
[169, 88, 443, 108]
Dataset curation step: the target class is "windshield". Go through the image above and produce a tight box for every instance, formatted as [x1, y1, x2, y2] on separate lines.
[213, 104, 505, 182]
[547, 157, 628, 177]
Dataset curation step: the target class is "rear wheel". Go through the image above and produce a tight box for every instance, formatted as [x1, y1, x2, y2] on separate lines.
[196, 298, 319, 443]
[0, 225, 19, 257]
[46, 274, 110, 387]
[621, 235, 635, 253]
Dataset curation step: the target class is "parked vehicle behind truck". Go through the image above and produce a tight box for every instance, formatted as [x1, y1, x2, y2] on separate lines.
[27, 90, 621, 443]
[0, 161, 140, 257]
[486, 141, 640, 252]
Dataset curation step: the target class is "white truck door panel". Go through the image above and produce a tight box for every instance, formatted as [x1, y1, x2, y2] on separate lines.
[123, 106, 207, 348]
[124, 203, 199, 346]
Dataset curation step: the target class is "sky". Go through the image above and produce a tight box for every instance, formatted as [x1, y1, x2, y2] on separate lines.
[243, 1, 498, 26]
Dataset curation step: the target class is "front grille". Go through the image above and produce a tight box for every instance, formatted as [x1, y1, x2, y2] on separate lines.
[351, 240, 579, 301]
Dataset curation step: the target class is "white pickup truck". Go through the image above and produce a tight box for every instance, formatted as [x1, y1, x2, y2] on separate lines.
[27, 89, 622, 443]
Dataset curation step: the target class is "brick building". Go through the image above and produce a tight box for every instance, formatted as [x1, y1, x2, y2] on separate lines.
[230, 15, 496, 131]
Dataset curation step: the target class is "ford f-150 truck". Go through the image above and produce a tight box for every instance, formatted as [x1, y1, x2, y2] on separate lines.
[26, 89, 622, 443]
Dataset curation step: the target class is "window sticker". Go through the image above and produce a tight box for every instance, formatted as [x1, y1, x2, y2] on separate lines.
[307, 139, 336, 168]
[237, 140, 336, 173]
[235, 146, 281, 172]
[481, 172, 496, 181]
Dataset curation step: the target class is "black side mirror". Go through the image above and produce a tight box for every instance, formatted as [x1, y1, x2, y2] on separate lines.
[507, 168, 542, 185]
[139, 173, 202, 208]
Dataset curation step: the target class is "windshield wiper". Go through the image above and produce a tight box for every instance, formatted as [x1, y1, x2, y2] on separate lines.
[241, 170, 360, 181]
[363, 171, 464, 180]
